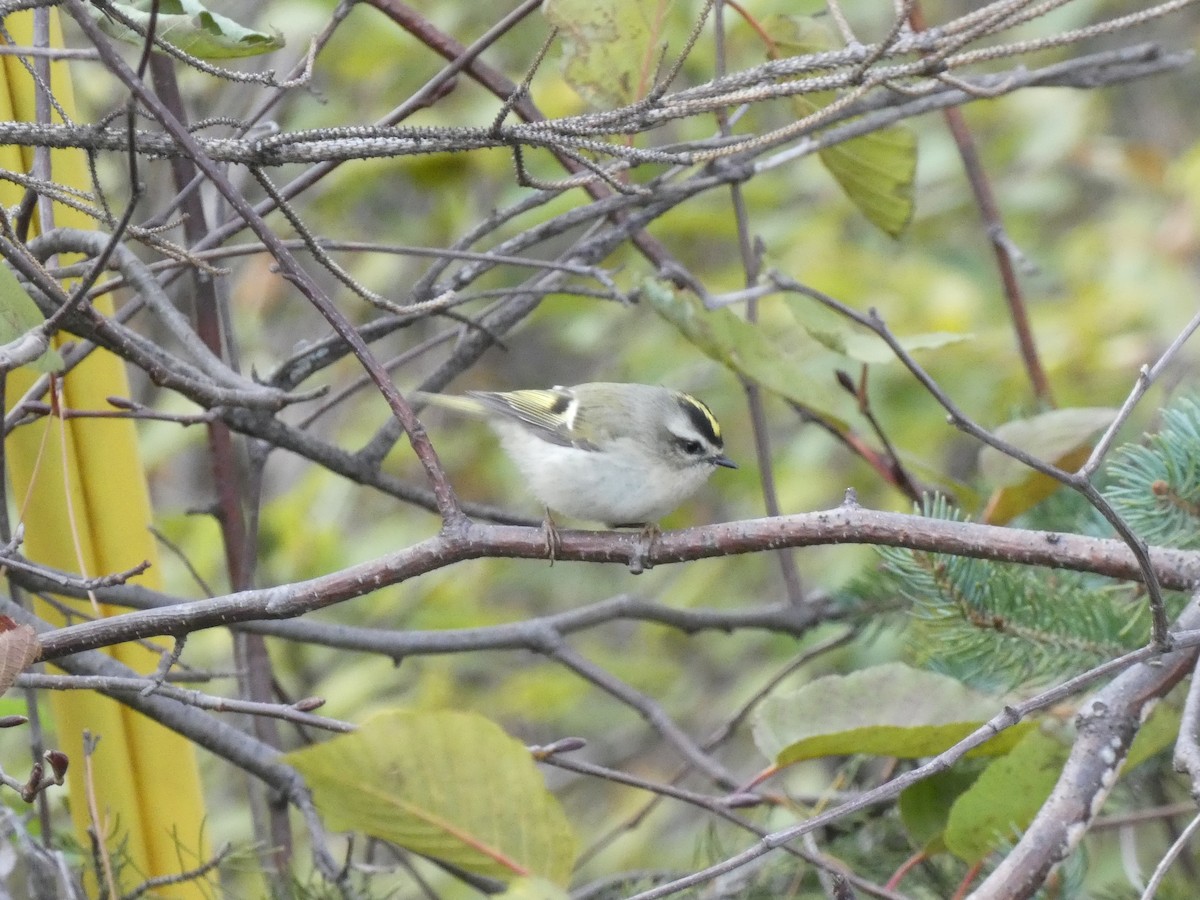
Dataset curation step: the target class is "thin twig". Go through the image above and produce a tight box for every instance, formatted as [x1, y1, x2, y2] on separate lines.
[1080, 306, 1200, 478]
[908, 0, 1054, 407]
[624, 632, 1193, 900]
[771, 273, 1172, 647]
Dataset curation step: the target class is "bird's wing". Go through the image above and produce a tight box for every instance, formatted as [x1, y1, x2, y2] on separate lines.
[468, 388, 600, 450]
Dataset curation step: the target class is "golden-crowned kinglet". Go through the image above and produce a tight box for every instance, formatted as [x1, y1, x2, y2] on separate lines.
[415, 382, 736, 527]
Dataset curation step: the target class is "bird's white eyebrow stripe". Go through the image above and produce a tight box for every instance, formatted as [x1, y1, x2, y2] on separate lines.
[679, 394, 722, 444]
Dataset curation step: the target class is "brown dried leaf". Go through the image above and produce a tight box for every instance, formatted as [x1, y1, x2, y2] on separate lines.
[0, 624, 39, 695]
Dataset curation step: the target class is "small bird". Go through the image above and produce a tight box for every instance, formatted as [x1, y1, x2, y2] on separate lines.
[414, 382, 736, 530]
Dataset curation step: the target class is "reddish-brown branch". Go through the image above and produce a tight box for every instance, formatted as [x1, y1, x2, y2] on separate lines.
[908, 0, 1055, 407]
[361, 0, 706, 291]
[35, 501, 1200, 661]
[148, 53, 292, 870]
[64, 0, 464, 525]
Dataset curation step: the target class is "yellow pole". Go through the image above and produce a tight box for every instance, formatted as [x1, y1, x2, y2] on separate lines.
[1, 11, 211, 894]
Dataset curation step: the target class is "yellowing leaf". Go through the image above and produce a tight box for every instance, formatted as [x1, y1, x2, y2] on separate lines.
[980, 408, 1118, 487]
[752, 663, 1031, 766]
[89, 0, 283, 60]
[286, 710, 578, 886]
[768, 15, 916, 236]
[981, 407, 1117, 523]
[544, 0, 674, 109]
[817, 118, 917, 238]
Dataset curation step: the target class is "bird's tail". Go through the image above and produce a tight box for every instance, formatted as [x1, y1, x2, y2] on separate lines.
[407, 390, 488, 417]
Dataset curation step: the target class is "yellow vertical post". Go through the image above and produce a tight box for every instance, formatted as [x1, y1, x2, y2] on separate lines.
[0, 11, 211, 894]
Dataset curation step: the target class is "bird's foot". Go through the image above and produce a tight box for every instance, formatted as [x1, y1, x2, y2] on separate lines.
[542, 509, 562, 566]
[626, 522, 660, 575]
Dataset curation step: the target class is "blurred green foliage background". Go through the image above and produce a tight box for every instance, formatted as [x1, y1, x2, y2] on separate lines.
[60, 0, 1200, 893]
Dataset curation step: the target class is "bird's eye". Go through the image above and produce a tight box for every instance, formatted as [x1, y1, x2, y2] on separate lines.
[680, 439, 703, 455]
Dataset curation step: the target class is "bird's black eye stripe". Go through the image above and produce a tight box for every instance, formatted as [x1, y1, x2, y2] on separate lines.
[677, 395, 722, 446]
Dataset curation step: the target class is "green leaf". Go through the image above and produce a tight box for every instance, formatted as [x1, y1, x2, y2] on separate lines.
[944, 726, 1069, 862]
[767, 13, 833, 56]
[89, 0, 284, 59]
[751, 663, 1032, 766]
[501, 877, 572, 900]
[837, 329, 969, 364]
[543, 0, 674, 109]
[286, 710, 579, 886]
[1125, 702, 1180, 771]
[979, 408, 1117, 488]
[768, 16, 917, 236]
[642, 279, 852, 425]
[817, 115, 917, 238]
[788, 297, 970, 363]
[0, 263, 62, 373]
[898, 765, 984, 853]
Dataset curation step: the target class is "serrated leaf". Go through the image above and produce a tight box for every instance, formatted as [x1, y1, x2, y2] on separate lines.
[980, 407, 1117, 523]
[544, 0, 674, 109]
[752, 663, 1032, 766]
[0, 264, 61, 373]
[768, 15, 916, 236]
[642, 279, 852, 426]
[286, 710, 578, 885]
[944, 726, 1069, 862]
[89, 0, 283, 60]
[0, 617, 39, 697]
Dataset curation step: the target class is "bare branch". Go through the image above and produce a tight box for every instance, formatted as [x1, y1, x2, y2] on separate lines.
[971, 595, 1200, 899]
[29, 501, 1200, 661]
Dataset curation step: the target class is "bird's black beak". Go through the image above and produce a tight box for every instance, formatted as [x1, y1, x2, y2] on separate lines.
[711, 454, 737, 469]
